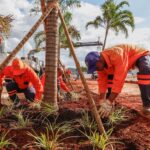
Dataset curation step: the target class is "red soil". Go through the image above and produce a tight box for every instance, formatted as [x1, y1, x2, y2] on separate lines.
[1, 79, 150, 149]
[67, 79, 150, 150]
[63, 79, 142, 111]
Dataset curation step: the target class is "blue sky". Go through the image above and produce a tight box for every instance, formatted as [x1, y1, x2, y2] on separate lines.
[83, 0, 150, 27]
[1, 0, 150, 67]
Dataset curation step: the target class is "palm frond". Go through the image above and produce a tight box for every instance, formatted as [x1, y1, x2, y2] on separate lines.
[59, 0, 81, 11]
[31, 0, 81, 15]
[68, 25, 81, 40]
[34, 31, 46, 50]
[0, 15, 13, 37]
[86, 16, 103, 29]
[116, 1, 129, 10]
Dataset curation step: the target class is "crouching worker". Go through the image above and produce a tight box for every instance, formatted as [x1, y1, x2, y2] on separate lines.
[0, 58, 43, 109]
[85, 44, 150, 117]
[40, 67, 72, 100]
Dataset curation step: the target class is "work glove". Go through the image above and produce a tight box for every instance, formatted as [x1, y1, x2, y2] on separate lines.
[29, 100, 41, 109]
[98, 100, 113, 118]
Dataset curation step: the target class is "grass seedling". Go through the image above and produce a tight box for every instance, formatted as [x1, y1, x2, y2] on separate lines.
[79, 111, 124, 149]
[107, 107, 127, 126]
[0, 106, 6, 118]
[0, 131, 16, 149]
[41, 102, 58, 116]
[38, 102, 58, 123]
[80, 128, 123, 150]
[27, 128, 59, 150]
[25, 120, 73, 150]
[79, 111, 98, 132]
[15, 110, 32, 129]
[47, 119, 73, 139]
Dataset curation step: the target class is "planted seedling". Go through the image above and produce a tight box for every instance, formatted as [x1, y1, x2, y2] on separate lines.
[0, 131, 16, 149]
[14, 110, 32, 129]
[25, 120, 74, 150]
[79, 111, 124, 149]
[0, 106, 7, 118]
[79, 110, 97, 131]
[37, 102, 58, 123]
[107, 107, 128, 127]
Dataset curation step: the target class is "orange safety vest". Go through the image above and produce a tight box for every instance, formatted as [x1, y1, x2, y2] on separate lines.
[98, 44, 149, 93]
[0, 65, 43, 100]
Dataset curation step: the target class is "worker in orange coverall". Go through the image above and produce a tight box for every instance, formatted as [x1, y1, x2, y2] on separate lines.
[40, 67, 72, 99]
[0, 58, 43, 108]
[85, 44, 150, 117]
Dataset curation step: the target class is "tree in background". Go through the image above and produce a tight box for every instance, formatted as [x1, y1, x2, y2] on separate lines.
[31, 0, 80, 14]
[0, 15, 13, 37]
[81, 66, 87, 72]
[34, 11, 81, 56]
[0, 15, 13, 53]
[86, 0, 135, 50]
[31, 0, 81, 58]
[32, 0, 81, 53]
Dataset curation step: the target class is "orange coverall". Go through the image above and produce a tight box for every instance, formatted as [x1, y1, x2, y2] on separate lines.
[0, 65, 43, 101]
[40, 73, 70, 92]
[98, 44, 149, 94]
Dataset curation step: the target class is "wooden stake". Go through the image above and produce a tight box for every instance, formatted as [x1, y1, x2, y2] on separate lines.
[58, 8, 106, 134]
[58, 59, 74, 90]
[40, 0, 46, 28]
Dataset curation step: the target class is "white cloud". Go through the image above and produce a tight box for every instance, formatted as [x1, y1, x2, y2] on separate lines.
[102, 27, 150, 49]
[70, 2, 101, 32]
[134, 17, 145, 24]
[61, 2, 150, 68]
[0, 0, 32, 18]
[0, 0, 41, 56]
[1, 1, 150, 68]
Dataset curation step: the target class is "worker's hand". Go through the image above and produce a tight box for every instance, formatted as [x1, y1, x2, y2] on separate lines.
[98, 100, 113, 118]
[29, 100, 41, 109]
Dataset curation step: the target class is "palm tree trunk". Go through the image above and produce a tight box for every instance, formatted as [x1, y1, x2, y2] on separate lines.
[102, 25, 109, 50]
[44, 0, 58, 108]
